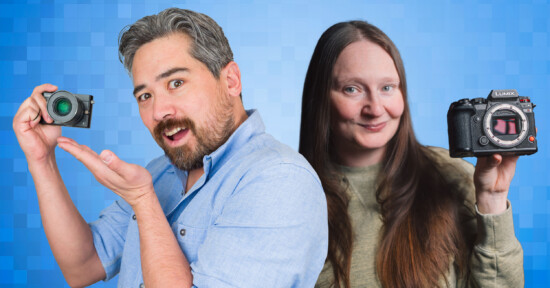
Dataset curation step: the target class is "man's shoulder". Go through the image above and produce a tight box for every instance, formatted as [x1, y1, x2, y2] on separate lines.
[239, 133, 317, 177]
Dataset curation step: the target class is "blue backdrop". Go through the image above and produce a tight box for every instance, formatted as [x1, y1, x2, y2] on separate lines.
[1, 0, 549, 287]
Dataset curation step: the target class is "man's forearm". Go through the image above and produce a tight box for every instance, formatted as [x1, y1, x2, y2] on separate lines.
[134, 192, 193, 287]
[29, 157, 105, 286]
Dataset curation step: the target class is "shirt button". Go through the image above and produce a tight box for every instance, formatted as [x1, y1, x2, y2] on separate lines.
[139, 283, 144, 288]
[179, 229, 186, 236]
[132, 214, 136, 220]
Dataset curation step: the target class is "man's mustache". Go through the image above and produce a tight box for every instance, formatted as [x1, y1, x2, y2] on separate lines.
[154, 117, 196, 139]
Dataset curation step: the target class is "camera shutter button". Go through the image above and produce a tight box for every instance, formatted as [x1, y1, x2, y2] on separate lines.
[479, 136, 489, 146]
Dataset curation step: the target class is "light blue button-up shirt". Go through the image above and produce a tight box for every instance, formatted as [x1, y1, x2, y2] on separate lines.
[89, 110, 328, 287]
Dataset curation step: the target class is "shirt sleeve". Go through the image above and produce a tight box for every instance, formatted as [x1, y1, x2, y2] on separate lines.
[426, 146, 524, 287]
[190, 163, 329, 288]
[88, 199, 133, 281]
[468, 201, 524, 287]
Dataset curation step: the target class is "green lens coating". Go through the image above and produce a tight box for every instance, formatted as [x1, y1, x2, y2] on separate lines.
[55, 98, 72, 116]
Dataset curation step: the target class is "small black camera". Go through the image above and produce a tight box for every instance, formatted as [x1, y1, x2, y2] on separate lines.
[447, 89, 537, 157]
[41, 90, 94, 128]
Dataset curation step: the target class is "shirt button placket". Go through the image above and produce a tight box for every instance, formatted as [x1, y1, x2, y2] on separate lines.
[132, 214, 136, 220]
[180, 228, 186, 237]
[139, 283, 145, 288]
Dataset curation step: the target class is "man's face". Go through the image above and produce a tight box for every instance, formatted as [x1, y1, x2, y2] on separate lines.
[131, 33, 235, 171]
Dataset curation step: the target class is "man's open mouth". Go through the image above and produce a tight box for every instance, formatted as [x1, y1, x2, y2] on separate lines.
[164, 127, 188, 141]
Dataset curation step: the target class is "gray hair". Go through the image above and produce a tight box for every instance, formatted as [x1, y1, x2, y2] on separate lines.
[118, 8, 233, 78]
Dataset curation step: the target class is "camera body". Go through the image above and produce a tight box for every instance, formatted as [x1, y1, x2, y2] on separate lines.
[447, 89, 537, 157]
[41, 90, 94, 128]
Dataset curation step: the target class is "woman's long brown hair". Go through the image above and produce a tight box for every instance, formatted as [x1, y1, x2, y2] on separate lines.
[299, 21, 471, 287]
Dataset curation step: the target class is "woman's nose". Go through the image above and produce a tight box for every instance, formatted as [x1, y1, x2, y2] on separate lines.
[361, 95, 384, 117]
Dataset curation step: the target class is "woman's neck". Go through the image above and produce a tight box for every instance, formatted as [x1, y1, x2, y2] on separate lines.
[332, 141, 386, 167]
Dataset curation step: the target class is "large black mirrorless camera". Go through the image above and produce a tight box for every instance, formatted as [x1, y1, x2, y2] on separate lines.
[447, 89, 537, 158]
[41, 90, 94, 128]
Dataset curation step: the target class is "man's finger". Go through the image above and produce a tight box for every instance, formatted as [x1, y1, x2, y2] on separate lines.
[32, 110, 41, 121]
[25, 105, 42, 130]
[100, 150, 129, 178]
[58, 136, 84, 147]
[29, 97, 51, 124]
[58, 141, 111, 178]
[14, 98, 39, 131]
[31, 84, 57, 123]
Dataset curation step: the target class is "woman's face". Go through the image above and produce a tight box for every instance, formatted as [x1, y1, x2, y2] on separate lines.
[330, 40, 404, 166]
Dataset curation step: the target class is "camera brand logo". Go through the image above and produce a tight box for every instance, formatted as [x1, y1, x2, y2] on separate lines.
[495, 91, 515, 96]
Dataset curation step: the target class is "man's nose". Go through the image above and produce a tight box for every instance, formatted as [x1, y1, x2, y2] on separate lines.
[152, 93, 176, 122]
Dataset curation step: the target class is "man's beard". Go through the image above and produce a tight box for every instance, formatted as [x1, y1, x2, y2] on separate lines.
[153, 98, 235, 171]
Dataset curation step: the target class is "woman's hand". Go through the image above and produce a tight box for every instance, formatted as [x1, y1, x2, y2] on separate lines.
[474, 154, 519, 214]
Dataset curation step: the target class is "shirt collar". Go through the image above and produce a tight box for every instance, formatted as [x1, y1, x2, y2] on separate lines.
[203, 109, 264, 178]
[166, 109, 264, 183]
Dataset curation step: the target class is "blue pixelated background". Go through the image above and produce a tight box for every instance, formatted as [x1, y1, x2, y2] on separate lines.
[1, 0, 549, 287]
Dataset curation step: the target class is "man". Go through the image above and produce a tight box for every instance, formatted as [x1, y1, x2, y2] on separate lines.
[13, 8, 328, 287]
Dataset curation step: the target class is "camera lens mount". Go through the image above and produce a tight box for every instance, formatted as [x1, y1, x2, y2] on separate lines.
[483, 103, 528, 148]
[46, 91, 82, 124]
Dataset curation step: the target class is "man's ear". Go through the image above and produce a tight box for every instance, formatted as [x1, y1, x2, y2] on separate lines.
[222, 61, 242, 98]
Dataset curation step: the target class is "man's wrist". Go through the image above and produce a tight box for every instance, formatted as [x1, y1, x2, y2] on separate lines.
[129, 186, 157, 211]
[28, 154, 58, 175]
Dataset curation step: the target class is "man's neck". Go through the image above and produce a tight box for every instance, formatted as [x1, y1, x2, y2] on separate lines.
[185, 168, 204, 193]
[184, 108, 248, 193]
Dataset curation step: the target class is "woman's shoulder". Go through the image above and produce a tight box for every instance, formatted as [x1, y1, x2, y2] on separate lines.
[423, 146, 477, 214]
[423, 146, 475, 178]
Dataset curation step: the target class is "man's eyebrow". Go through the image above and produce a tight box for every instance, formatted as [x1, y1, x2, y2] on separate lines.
[133, 84, 146, 97]
[132, 67, 189, 97]
[156, 67, 189, 81]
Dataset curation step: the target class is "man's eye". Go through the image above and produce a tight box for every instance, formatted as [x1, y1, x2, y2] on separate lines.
[382, 85, 392, 92]
[169, 79, 183, 89]
[137, 93, 151, 102]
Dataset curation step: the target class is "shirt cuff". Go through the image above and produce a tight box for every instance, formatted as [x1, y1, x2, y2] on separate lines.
[89, 222, 121, 281]
[475, 200, 518, 252]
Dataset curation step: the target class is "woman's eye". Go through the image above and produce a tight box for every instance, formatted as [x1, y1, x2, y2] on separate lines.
[382, 85, 392, 92]
[137, 93, 151, 102]
[169, 79, 183, 89]
[344, 86, 358, 94]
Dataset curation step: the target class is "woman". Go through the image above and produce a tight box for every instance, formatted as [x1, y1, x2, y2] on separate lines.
[299, 21, 524, 287]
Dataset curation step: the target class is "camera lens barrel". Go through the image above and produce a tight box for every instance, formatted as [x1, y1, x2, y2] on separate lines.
[46, 91, 83, 124]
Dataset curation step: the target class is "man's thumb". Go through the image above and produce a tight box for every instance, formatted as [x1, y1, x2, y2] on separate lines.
[100, 150, 123, 174]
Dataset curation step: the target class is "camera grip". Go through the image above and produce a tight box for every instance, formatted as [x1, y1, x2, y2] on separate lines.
[448, 103, 476, 157]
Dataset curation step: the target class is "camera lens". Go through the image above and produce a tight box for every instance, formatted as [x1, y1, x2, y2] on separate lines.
[54, 98, 72, 116]
[45, 90, 82, 124]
